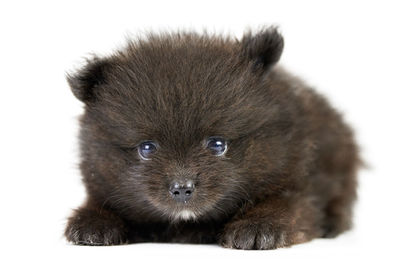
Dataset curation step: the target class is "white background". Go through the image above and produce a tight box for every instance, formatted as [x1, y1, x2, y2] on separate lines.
[0, 0, 399, 266]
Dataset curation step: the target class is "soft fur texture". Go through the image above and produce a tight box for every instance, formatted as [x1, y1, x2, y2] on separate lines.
[65, 27, 360, 249]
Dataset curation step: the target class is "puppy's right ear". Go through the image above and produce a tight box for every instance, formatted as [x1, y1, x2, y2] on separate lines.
[66, 58, 111, 103]
[241, 27, 284, 72]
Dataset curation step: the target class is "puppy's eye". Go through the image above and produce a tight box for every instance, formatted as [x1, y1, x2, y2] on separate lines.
[138, 141, 157, 160]
[206, 137, 227, 156]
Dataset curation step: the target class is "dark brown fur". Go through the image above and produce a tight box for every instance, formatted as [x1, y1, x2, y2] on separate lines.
[65, 27, 359, 249]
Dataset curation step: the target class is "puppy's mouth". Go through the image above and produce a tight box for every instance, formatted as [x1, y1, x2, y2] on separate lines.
[168, 194, 199, 222]
[167, 180, 200, 221]
[172, 209, 197, 221]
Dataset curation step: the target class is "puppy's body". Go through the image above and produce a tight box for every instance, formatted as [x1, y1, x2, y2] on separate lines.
[65, 29, 359, 249]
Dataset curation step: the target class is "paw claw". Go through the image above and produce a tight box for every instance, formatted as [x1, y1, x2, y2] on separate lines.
[65, 208, 128, 246]
[220, 220, 290, 250]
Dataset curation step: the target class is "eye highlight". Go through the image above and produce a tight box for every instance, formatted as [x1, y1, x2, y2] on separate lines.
[206, 137, 227, 156]
[138, 141, 157, 160]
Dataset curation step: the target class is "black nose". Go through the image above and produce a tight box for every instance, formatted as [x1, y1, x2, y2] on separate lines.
[169, 180, 195, 203]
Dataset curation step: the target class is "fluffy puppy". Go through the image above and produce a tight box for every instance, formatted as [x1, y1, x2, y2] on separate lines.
[65, 27, 359, 249]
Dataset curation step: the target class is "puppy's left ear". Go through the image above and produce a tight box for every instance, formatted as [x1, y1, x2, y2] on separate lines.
[66, 57, 112, 104]
[241, 27, 284, 71]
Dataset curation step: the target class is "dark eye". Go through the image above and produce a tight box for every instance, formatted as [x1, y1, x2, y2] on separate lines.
[206, 137, 227, 156]
[138, 141, 157, 160]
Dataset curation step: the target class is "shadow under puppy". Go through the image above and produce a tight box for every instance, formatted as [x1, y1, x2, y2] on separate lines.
[65, 27, 359, 249]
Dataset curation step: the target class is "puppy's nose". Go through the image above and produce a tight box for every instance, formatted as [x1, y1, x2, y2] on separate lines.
[169, 180, 195, 203]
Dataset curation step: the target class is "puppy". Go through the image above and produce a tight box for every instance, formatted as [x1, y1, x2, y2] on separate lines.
[65, 27, 359, 249]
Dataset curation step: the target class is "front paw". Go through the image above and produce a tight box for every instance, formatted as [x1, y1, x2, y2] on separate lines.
[65, 207, 128, 246]
[220, 219, 294, 250]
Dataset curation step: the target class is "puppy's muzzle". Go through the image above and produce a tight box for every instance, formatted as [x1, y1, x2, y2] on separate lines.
[169, 180, 195, 203]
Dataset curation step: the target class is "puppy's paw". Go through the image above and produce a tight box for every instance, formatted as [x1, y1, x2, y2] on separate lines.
[220, 219, 296, 250]
[65, 208, 128, 246]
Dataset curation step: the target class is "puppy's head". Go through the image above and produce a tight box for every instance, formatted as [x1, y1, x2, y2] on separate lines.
[68, 28, 287, 222]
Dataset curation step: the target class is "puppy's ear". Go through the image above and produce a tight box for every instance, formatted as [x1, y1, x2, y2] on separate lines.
[241, 27, 284, 71]
[66, 57, 111, 103]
